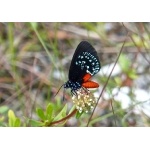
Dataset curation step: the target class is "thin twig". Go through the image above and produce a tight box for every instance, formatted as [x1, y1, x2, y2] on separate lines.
[87, 32, 129, 127]
[48, 109, 77, 126]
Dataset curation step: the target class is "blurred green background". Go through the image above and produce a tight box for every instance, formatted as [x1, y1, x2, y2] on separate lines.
[0, 22, 150, 127]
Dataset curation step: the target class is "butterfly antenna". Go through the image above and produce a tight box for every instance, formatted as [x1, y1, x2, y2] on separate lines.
[53, 84, 64, 98]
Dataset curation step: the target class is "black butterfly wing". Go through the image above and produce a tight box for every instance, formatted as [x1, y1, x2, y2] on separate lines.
[68, 41, 101, 83]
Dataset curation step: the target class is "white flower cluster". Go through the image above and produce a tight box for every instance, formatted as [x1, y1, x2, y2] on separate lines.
[72, 89, 97, 113]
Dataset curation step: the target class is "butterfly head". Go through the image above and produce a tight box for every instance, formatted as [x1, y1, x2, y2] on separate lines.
[64, 80, 82, 93]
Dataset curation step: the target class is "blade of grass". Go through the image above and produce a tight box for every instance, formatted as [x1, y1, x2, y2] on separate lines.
[30, 23, 57, 68]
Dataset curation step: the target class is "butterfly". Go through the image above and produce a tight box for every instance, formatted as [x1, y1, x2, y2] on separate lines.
[63, 41, 101, 96]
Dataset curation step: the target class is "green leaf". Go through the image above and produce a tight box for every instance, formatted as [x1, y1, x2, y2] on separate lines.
[128, 70, 138, 79]
[0, 106, 9, 114]
[30, 22, 38, 29]
[29, 119, 44, 127]
[76, 111, 83, 119]
[53, 104, 67, 121]
[119, 54, 131, 73]
[114, 77, 122, 86]
[36, 108, 46, 120]
[14, 118, 21, 127]
[8, 110, 16, 127]
[46, 103, 53, 121]
[132, 34, 142, 47]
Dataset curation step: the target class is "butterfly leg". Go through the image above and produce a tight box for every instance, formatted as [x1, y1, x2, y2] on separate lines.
[82, 86, 89, 94]
[71, 89, 78, 97]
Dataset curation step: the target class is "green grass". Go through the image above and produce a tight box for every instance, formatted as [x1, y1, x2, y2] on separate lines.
[0, 22, 150, 127]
